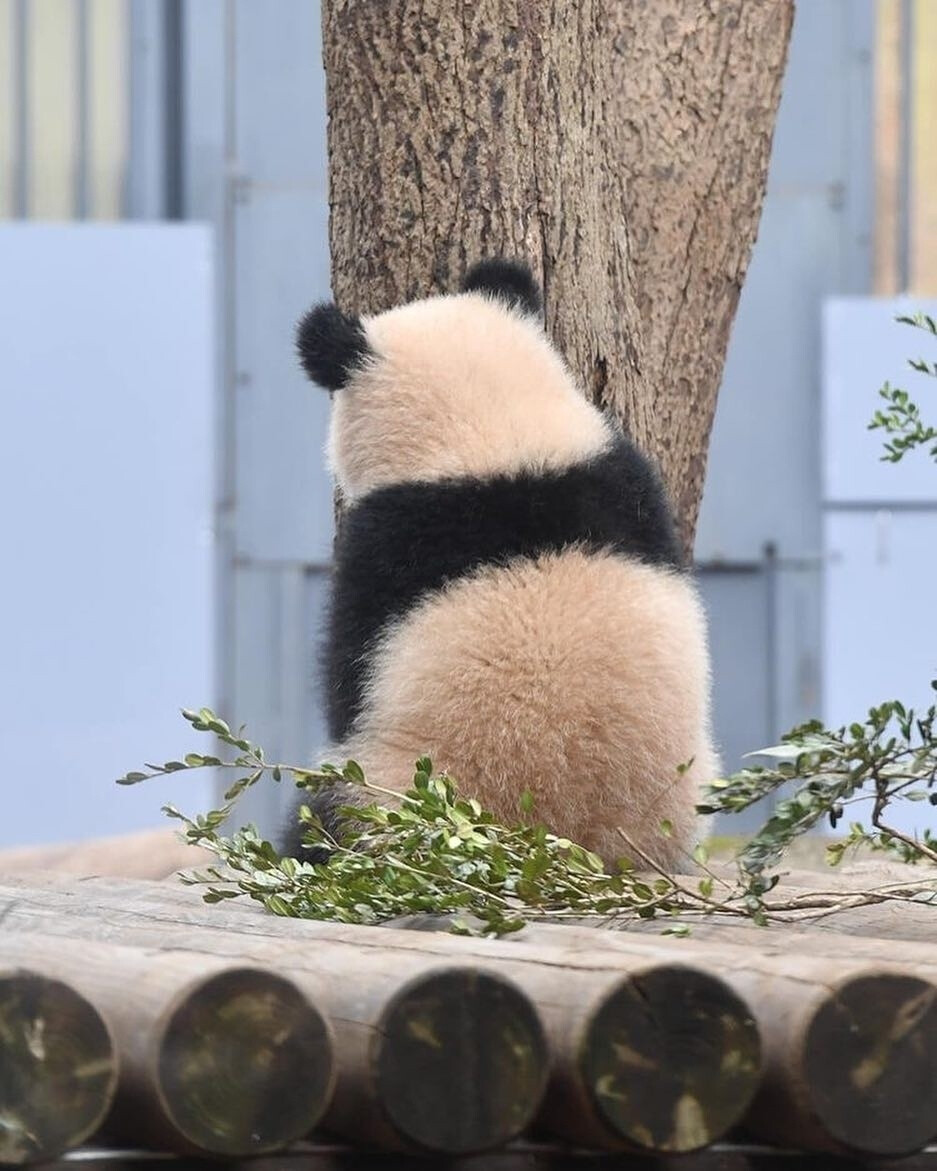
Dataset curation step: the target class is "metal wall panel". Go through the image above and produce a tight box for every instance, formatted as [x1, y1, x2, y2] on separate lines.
[694, 0, 875, 785]
[825, 510, 937, 717]
[233, 187, 333, 563]
[127, 0, 175, 218]
[696, 0, 874, 563]
[230, 0, 333, 564]
[697, 570, 771, 771]
[229, 564, 330, 829]
[182, 0, 334, 833]
[86, 0, 128, 219]
[231, 1, 328, 188]
[0, 224, 215, 847]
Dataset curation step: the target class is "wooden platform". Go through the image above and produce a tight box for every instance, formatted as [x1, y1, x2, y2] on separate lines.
[1, 843, 936, 1167]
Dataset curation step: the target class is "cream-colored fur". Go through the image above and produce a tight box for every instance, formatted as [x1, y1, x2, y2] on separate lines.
[337, 550, 716, 870]
[328, 294, 611, 500]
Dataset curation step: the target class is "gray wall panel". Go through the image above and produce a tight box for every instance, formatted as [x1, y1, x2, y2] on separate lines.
[233, 186, 333, 562]
[696, 0, 874, 564]
[233, 0, 327, 187]
[226, 563, 330, 835]
[695, 0, 874, 798]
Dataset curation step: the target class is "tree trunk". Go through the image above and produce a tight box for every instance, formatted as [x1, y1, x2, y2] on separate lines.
[322, 0, 794, 550]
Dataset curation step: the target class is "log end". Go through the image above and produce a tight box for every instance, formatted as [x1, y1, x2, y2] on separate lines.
[802, 972, 937, 1156]
[573, 963, 762, 1153]
[375, 966, 548, 1153]
[0, 970, 117, 1164]
[155, 967, 334, 1156]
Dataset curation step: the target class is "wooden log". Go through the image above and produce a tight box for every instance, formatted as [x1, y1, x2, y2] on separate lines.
[0, 877, 762, 1155]
[0, 933, 333, 1159]
[322, 963, 549, 1153]
[0, 887, 548, 1155]
[606, 916, 937, 971]
[536, 962, 760, 1153]
[0, 828, 212, 881]
[693, 861, 937, 944]
[0, 966, 116, 1164]
[488, 921, 937, 1158]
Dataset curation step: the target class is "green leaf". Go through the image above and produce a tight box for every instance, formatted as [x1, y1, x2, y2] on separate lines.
[342, 760, 365, 784]
[116, 771, 149, 786]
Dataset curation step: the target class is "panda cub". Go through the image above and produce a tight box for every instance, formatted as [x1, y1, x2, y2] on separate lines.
[286, 259, 716, 869]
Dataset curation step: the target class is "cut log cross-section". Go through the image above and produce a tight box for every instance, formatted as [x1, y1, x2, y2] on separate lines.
[0, 933, 333, 1158]
[0, 876, 761, 1156]
[0, 963, 116, 1165]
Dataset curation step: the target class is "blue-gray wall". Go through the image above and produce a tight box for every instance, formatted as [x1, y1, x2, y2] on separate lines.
[696, 1, 874, 823]
[0, 0, 883, 844]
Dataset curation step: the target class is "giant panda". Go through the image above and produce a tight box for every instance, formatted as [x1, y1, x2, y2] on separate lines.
[285, 259, 716, 870]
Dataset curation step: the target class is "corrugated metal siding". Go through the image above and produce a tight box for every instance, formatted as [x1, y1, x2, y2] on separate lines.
[0, 0, 129, 220]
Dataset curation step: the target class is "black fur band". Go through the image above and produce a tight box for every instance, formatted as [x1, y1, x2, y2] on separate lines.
[325, 435, 683, 741]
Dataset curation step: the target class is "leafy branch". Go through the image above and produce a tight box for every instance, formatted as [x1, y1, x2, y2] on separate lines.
[869, 312, 937, 463]
[120, 709, 699, 935]
[120, 707, 937, 936]
[700, 686, 937, 881]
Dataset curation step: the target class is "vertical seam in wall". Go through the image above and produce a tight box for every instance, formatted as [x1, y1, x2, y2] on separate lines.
[216, 0, 239, 732]
[75, 0, 90, 218]
[13, 0, 28, 218]
[897, 0, 913, 292]
[163, 0, 183, 219]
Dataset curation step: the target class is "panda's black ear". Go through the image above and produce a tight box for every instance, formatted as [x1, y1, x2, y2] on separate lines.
[296, 303, 371, 390]
[462, 259, 542, 318]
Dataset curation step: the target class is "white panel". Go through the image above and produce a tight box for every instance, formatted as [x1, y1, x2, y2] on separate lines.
[823, 297, 937, 503]
[823, 509, 937, 834]
[0, 224, 215, 846]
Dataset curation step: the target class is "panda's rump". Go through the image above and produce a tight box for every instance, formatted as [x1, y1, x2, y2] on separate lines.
[343, 548, 715, 867]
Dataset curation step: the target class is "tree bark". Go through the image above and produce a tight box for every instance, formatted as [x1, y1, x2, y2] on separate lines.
[322, 0, 794, 549]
